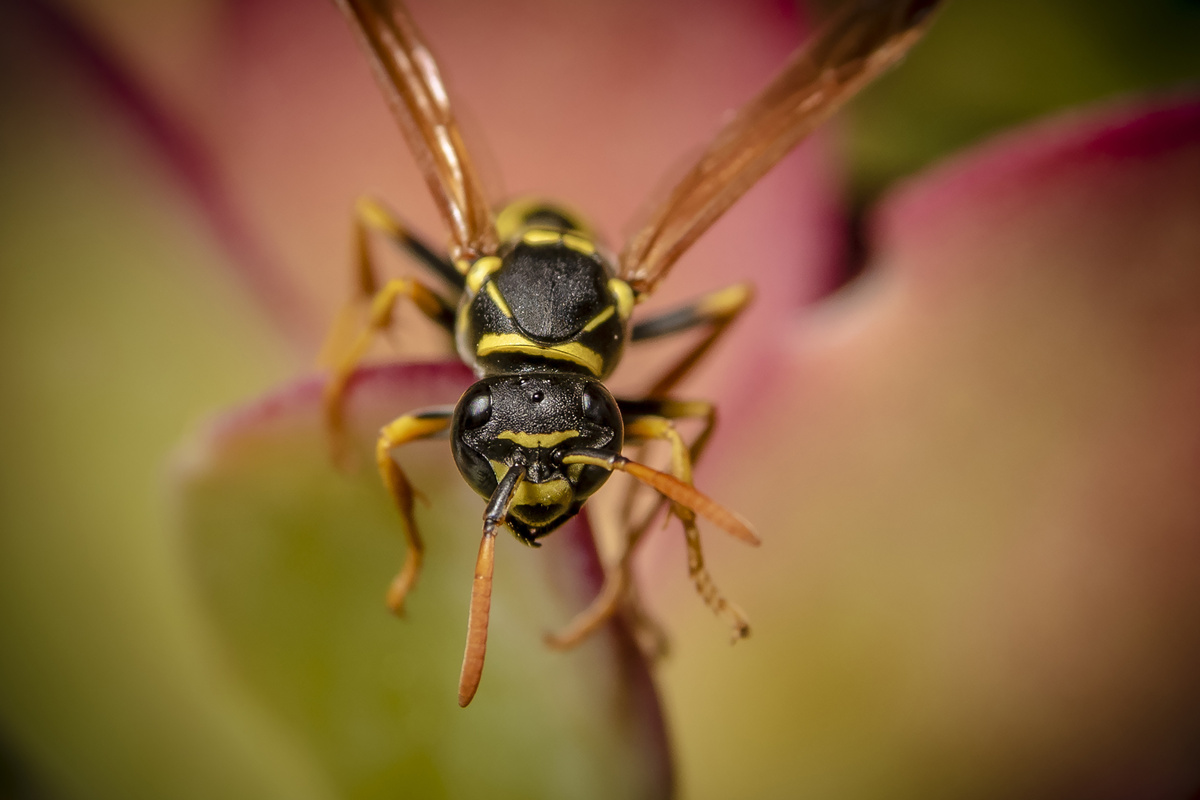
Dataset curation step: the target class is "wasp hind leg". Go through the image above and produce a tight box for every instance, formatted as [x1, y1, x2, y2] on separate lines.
[320, 198, 460, 464]
[375, 407, 454, 616]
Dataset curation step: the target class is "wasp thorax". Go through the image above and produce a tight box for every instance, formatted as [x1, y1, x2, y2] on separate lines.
[450, 373, 623, 544]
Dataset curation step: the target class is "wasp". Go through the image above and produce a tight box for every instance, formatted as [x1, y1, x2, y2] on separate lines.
[322, 0, 940, 706]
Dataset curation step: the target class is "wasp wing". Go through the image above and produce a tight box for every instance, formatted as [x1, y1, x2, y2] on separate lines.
[619, 0, 941, 296]
[335, 0, 497, 262]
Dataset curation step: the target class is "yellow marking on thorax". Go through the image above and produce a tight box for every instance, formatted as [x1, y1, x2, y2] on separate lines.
[581, 305, 615, 333]
[495, 199, 593, 241]
[485, 282, 513, 317]
[498, 430, 579, 448]
[465, 256, 503, 293]
[608, 279, 635, 321]
[476, 333, 604, 376]
[522, 229, 562, 246]
[560, 232, 596, 255]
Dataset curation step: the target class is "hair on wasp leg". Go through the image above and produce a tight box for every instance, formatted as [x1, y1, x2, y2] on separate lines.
[322, 0, 941, 706]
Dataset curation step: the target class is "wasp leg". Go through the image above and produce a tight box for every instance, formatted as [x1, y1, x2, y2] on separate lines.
[318, 198, 461, 464]
[376, 407, 454, 616]
[620, 284, 749, 557]
[542, 534, 631, 651]
[625, 414, 751, 642]
[631, 282, 752, 397]
[546, 406, 750, 651]
[323, 273, 456, 464]
[544, 401, 716, 652]
[318, 197, 461, 367]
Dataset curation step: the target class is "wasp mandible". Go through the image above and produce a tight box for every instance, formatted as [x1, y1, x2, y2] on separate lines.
[322, 0, 940, 706]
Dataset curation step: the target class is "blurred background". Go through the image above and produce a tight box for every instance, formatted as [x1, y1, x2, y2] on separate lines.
[2, 0, 1198, 798]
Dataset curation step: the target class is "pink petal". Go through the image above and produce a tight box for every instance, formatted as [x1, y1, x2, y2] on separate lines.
[659, 97, 1200, 797]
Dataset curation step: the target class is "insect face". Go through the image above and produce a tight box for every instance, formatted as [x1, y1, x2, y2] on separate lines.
[450, 374, 624, 544]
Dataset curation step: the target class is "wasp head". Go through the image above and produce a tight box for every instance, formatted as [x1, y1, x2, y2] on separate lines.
[450, 373, 623, 545]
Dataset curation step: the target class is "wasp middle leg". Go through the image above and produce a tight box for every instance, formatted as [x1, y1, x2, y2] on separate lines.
[375, 406, 454, 616]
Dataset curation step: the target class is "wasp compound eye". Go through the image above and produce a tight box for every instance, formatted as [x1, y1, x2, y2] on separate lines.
[460, 384, 492, 429]
[451, 385, 499, 500]
[580, 382, 620, 429]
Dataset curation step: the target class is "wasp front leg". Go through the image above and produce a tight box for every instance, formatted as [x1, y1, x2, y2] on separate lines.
[623, 412, 751, 642]
[320, 199, 460, 463]
[546, 400, 751, 651]
[376, 407, 454, 616]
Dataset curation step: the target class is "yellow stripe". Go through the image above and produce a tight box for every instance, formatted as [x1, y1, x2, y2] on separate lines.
[522, 229, 561, 246]
[560, 232, 596, 255]
[380, 414, 449, 445]
[487, 461, 572, 507]
[476, 334, 604, 376]
[485, 282, 513, 317]
[498, 430, 579, 448]
[357, 197, 399, 235]
[609, 279, 635, 321]
[698, 283, 753, 316]
[581, 305, 615, 333]
[513, 478, 571, 508]
[465, 255, 503, 293]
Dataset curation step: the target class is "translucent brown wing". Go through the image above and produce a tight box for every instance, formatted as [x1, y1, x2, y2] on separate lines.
[619, 0, 941, 296]
[335, 0, 497, 262]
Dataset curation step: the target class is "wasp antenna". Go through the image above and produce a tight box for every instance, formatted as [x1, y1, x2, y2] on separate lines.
[458, 466, 524, 707]
[458, 525, 496, 707]
[561, 451, 760, 546]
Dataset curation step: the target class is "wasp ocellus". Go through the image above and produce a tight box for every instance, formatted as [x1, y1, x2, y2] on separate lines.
[321, 0, 940, 706]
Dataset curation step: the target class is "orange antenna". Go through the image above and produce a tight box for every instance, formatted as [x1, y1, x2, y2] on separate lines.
[458, 466, 525, 707]
[560, 450, 759, 546]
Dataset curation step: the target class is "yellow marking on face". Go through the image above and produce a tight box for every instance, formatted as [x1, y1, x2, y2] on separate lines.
[488, 460, 572, 521]
[513, 478, 571, 509]
[465, 255, 503, 293]
[581, 305, 615, 333]
[454, 258, 473, 276]
[560, 232, 596, 255]
[609, 279, 635, 321]
[485, 281, 513, 317]
[476, 334, 604, 376]
[522, 228, 562, 246]
[498, 430, 579, 449]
